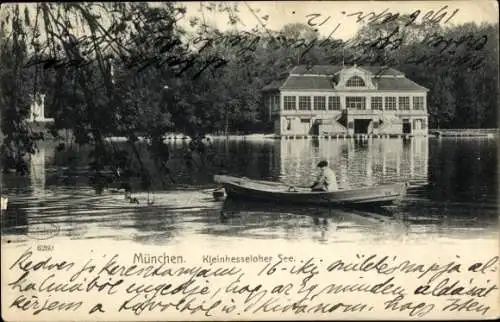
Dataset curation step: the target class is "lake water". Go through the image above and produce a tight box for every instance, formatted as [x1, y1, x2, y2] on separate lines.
[1, 137, 498, 246]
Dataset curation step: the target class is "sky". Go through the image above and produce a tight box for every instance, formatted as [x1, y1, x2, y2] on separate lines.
[179, 1, 499, 40]
[1, 1, 497, 45]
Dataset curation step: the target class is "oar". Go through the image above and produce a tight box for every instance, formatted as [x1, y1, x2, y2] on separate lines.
[219, 175, 314, 191]
[239, 177, 302, 189]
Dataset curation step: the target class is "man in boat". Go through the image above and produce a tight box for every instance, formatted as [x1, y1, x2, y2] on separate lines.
[311, 160, 338, 191]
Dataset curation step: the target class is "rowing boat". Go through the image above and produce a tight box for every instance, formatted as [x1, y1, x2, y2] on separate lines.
[213, 175, 407, 207]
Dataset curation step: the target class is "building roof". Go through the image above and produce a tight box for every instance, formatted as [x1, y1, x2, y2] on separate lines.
[262, 64, 428, 92]
[281, 76, 335, 90]
[373, 77, 428, 91]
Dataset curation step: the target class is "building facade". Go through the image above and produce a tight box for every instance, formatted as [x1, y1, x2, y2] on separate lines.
[263, 65, 429, 137]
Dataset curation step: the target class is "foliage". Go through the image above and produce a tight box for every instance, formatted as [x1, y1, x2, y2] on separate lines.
[0, 5, 43, 174]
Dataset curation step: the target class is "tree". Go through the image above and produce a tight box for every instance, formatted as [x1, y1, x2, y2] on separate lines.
[0, 5, 43, 174]
[279, 23, 319, 65]
[350, 17, 498, 128]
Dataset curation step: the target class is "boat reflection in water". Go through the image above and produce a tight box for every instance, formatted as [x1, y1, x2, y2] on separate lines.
[218, 197, 407, 243]
[220, 197, 397, 220]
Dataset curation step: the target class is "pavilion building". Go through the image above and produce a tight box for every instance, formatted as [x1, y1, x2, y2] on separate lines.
[263, 65, 429, 137]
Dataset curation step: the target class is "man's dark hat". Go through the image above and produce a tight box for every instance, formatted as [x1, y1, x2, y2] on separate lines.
[317, 160, 328, 168]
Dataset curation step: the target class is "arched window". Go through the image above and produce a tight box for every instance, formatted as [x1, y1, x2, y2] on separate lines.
[346, 76, 365, 87]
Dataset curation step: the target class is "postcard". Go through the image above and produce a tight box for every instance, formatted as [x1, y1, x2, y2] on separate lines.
[1, 1, 498, 320]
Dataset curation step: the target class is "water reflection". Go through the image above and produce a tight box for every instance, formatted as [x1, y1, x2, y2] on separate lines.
[216, 198, 410, 244]
[0, 137, 498, 245]
[278, 138, 429, 188]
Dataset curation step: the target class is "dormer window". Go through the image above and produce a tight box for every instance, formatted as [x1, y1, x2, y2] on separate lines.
[346, 76, 365, 87]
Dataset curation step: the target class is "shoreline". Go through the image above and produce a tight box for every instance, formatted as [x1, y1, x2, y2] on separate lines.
[100, 131, 498, 142]
[10, 127, 496, 143]
[428, 129, 498, 138]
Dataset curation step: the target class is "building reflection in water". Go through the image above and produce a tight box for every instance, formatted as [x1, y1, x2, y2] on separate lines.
[0, 145, 51, 239]
[279, 138, 429, 187]
[29, 145, 49, 193]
